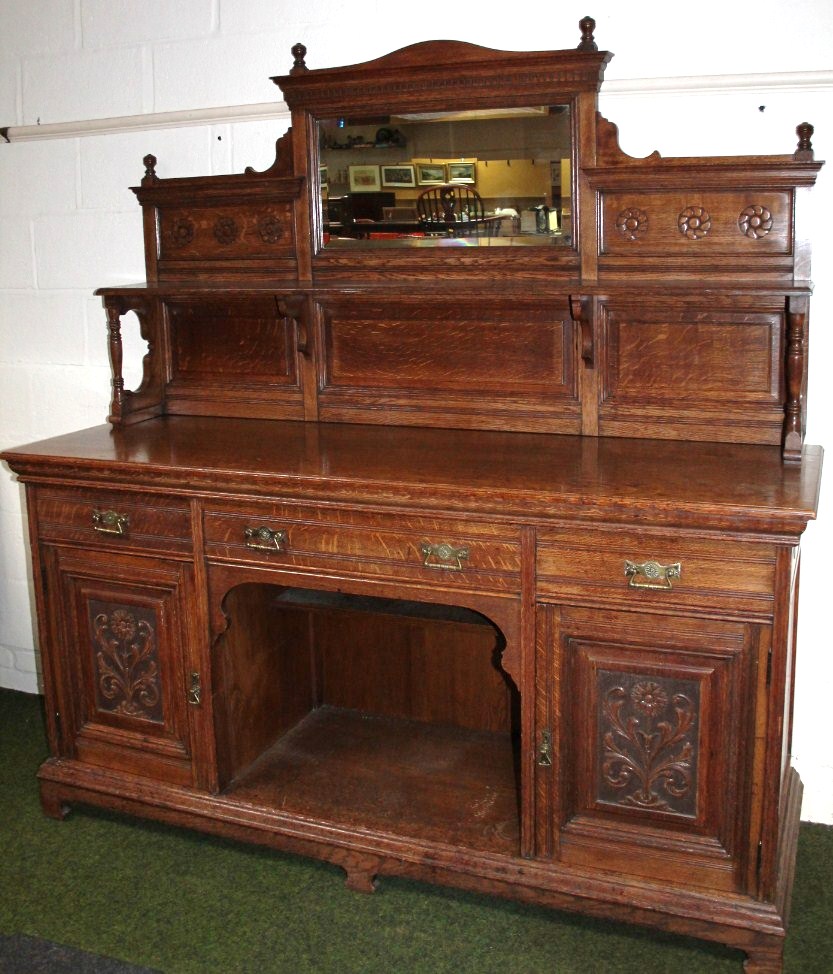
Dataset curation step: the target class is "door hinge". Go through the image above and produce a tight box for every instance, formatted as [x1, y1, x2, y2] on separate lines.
[766, 647, 773, 687]
[537, 728, 553, 767]
[756, 839, 764, 878]
[186, 672, 202, 706]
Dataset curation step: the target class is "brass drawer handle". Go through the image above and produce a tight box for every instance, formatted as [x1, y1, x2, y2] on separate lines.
[420, 542, 469, 571]
[624, 559, 682, 591]
[92, 509, 129, 536]
[244, 526, 287, 552]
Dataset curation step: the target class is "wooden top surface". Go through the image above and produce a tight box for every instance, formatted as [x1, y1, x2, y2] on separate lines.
[2, 417, 822, 535]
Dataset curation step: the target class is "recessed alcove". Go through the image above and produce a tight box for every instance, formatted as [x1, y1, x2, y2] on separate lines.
[211, 584, 521, 854]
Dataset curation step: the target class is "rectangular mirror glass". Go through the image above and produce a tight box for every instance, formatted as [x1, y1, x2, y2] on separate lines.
[318, 106, 572, 248]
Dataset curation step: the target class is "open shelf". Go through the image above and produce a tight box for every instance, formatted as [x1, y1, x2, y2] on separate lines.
[212, 583, 521, 856]
[223, 705, 520, 854]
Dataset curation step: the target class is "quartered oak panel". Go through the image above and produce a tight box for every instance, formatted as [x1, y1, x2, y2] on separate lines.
[596, 296, 786, 444]
[165, 296, 306, 419]
[315, 293, 581, 433]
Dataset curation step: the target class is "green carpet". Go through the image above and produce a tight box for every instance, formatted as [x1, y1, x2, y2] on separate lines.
[1, 688, 831, 974]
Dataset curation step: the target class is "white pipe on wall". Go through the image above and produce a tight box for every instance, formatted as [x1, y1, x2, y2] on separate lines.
[2, 71, 830, 144]
[1, 102, 291, 143]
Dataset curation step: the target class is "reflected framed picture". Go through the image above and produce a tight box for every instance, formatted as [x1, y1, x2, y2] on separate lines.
[416, 163, 446, 186]
[348, 165, 381, 192]
[448, 161, 476, 184]
[381, 164, 416, 188]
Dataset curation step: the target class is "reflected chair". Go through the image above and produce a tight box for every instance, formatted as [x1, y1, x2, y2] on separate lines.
[416, 184, 485, 236]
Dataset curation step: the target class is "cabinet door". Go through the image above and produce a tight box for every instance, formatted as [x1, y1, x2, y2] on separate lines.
[44, 546, 198, 786]
[536, 604, 767, 894]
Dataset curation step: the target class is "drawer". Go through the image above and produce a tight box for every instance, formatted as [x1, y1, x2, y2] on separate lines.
[35, 487, 193, 556]
[536, 526, 776, 617]
[203, 502, 521, 594]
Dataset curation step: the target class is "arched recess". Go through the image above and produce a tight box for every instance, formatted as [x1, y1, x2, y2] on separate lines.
[207, 568, 522, 856]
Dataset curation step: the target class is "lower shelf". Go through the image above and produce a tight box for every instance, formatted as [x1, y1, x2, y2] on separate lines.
[222, 705, 521, 855]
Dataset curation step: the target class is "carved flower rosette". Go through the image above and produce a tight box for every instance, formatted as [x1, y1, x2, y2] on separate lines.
[615, 207, 648, 241]
[213, 216, 240, 245]
[677, 206, 711, 240]
[168, 217, 195, 247]
[258, 214, 284, 244]
[738, 204, 773, 239]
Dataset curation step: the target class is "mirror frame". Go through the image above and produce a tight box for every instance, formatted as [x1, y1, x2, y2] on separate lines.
[273, 29, 612, 281]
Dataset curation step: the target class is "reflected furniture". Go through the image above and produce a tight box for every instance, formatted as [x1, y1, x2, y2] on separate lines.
[0, 17, 823, 974]
[416, 184, 487, 235]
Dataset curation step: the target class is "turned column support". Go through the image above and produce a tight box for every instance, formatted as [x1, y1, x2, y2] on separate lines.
[783, 297, 807, 462]
[101, 294, 163, 426]
[105, 298, 126, 424]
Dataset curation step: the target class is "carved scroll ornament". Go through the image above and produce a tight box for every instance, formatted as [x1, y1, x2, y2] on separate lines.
[92, 605, 163, 722]
[599, 673, 698, 817]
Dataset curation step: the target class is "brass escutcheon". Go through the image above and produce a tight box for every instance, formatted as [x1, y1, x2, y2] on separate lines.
[537, 729, 553, 767]
[624, 559, 682, 591]
[187, 672, 201, 706]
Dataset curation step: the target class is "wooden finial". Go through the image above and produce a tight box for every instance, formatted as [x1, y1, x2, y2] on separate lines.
[578, 16, 597, 51]
[290, 43, 308, 74]
[794, 122, 814, 161]
[142, 154, 158, 184]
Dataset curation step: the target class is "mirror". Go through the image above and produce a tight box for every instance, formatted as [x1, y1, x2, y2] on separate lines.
[318, 106, 572, 248]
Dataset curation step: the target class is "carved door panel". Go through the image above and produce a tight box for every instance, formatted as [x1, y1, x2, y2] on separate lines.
[44, 546, 198, 787]
[536, 604, 767, 894]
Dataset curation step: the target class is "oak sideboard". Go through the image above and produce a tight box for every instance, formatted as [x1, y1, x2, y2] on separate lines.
[2, 18, 824, 973]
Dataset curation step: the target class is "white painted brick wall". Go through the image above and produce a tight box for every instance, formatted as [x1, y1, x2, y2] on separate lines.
[23, 48, 146, 124]
[0, 217, 36, 289]
[0, 58, 21, 123]
[0, 140, 78, 216]
[34, 211, 145, 288]
[152, 32, 285, 111]
[0, 0, 77, 58]
[0, 0, 831, 823]
[0, 292, 87, 366]
[81, 0, 215, 50]
[219, 0, 324, 36]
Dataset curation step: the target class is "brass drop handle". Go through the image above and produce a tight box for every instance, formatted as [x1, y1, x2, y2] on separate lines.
[624, 559, 682, 590]
[92, 509, 129, 536]
[420, 542, 469, 571]
[244, 526, 288, 552]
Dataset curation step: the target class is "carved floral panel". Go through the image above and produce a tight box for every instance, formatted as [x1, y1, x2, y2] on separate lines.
[596, 669, 700, 818]
[88, 600, 164, 723]
[159, 204, 294, 259]
[600, 191, 790, 255]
